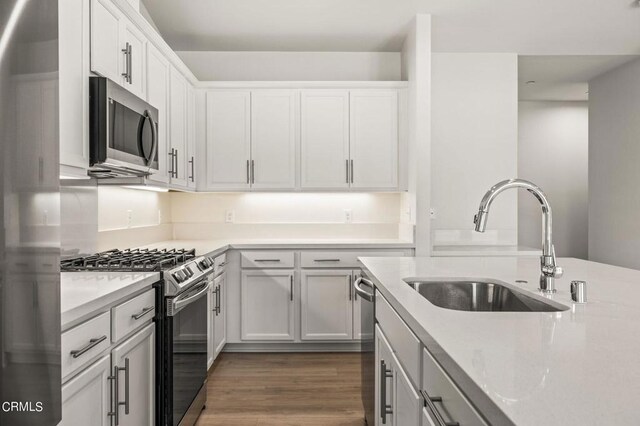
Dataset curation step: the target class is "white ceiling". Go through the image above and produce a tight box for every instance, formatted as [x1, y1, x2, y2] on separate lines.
[518, 55, 639, 101]
[141, 0, 640, 54]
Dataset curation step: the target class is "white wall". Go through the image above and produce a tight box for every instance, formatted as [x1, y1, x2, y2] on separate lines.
[401, 14, 431, 255]
[431, 53, 519, 246]
[176, 51, 401, 81]
[588, 58, 640, 269]
[518, 101, 588, 258]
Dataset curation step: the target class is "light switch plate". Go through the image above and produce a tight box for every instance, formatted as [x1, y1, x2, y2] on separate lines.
[344, 209, 353, 223]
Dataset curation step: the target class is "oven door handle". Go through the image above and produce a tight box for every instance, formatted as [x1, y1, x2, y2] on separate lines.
[169, 280, 210, 316]
[139, 110, 157, 167]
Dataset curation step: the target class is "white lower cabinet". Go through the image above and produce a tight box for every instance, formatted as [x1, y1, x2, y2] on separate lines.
[61, 289, 156, 425]
[61, 355, 112, 426]
[208, 271, 227, 368]
[300, 269, 354, 340]
[375, 325, 421, 426]
[111, 323, 155, 426]
[241, 269, 295, 341]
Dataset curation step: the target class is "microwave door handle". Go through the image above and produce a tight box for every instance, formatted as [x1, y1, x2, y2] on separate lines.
[146, 111, 158, 166]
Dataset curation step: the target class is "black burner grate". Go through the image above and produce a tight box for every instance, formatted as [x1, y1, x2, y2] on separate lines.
[61, 248, 196, 272]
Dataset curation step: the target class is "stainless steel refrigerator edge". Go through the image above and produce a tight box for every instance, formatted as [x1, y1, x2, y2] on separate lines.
[0, 0, 61, 424]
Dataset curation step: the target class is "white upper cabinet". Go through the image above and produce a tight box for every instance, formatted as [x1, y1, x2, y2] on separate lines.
[205, 91, 251, 190]
[90, 0, 146, 98]
[300, 90, 350, 189]
[145, 43, 170, 184]
[121, 21, 147, 99]
[250, 90, 297, 190]
[90, 0, 121, 82]
[350, 90, 398, 190]
[59, 0, 89, 176]
[169, 67, 189, 187]
[186, 84, 197, 188]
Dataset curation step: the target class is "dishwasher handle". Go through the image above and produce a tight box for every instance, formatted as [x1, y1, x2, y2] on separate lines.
[353, 276, 375, 302]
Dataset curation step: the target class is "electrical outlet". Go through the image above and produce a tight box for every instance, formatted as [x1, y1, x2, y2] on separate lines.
[127, 210, 133, 228]
[344, 209, 353, 223]
[430, 208, 437, 220]
[158, 209, 162, 224]
[225, 210, 235, 223]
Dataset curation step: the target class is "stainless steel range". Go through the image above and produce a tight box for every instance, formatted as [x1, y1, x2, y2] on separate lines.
[62, 248, 215, 426]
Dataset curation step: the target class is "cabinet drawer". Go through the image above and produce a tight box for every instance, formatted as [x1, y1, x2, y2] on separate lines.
[422, 348, 487, 426]
[241, 251, 294, 268]
[112, 288, 155, 342]
[375, 292, 421, 387]
[214, 252, 227, 275]
[300, 250, 405, 268]
[62, 311, 111, 380]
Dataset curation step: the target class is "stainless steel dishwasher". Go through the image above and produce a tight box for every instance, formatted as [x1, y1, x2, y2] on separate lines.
[353, 271, 376, 425]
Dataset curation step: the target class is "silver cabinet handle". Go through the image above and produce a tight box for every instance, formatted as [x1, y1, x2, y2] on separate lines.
[38, 157, 43, 182]
[353, 276, 375, 302]
[380, 360, 393, 424]
[348, 275, 352, 301]
[251, 160, 255, 184]
[254, 259, 281, 262]
[420, 389, 459, 426]
[121, 42, 130, 83]
[70, 335, 107, 358]
[108, 359, 129, 425]
[246, 159, 250, 184]
[214, 285, 221, 315]
[174, 149, 179, 177]
[313, 259, 341, 262]
[189, 156, 195, 182]
[127, 43, 132, 84]
[131, 306, 154, 320]
[346, 159, 349, 184]
[290, 275, 294, 301]
[350, 159, 354, 183]
[168, 149, 175, 177]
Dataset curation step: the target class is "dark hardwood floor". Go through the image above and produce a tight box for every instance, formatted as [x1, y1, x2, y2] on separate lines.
[196, 352, 366, 426]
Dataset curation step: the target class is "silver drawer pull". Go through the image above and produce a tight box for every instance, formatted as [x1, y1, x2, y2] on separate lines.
[217, 262, 227, 267]
[254, 259, 281, 262]
[70, 335, 107, 358]
[420, 389, 460, 426]
[380, 360, 393, 424]
[131, 306, 154, 320]
[313, 259, 341, 262]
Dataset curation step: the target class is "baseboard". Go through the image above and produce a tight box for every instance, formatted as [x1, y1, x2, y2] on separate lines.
[223, 342, 362, 353]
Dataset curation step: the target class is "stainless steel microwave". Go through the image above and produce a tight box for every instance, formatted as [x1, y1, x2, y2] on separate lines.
[89, 77, 159, 178]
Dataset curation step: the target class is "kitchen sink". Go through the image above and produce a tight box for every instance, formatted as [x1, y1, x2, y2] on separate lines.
[403, 279, 568, 312]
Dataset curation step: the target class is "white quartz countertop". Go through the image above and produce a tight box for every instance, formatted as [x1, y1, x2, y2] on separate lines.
[359, 256, 640, 426]
[61, 271, 159, 330]
[139, 238, 415, 257]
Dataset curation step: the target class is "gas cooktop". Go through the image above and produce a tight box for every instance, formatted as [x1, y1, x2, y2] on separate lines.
[60, 248, 197, 272]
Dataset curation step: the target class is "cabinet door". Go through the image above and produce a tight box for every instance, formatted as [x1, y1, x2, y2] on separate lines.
[300, 90, 350, 189]
[169, 68, 189, 187]
[205, 91, 251, 190]
[207, 284, 214, 368]
[250, 90, 297, 189]
[61, 355, 112, 426]
[213, 273, 226, 357]
[145, 43, 170, 184]
[350, 90, 398, 190]
[120, 22, 146, 99]
[111, 323, 155, 426]
[186, 84, 197, 188]
[375, 325, 394, 426]
[300, 270, 353, 340]
[59, 0, 90, 173]
[241, 270, 294, 341]
[90, 0, 122, 82]
[393, 356, 421, 426]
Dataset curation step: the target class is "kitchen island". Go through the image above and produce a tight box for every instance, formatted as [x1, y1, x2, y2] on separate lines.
[360, 256, 640, 425]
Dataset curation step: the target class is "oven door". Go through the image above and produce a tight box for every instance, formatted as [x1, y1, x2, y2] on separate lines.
[166, 279, 209, 426]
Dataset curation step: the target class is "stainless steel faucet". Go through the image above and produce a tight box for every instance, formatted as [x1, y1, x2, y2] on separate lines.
[473, 179, 563, 293]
